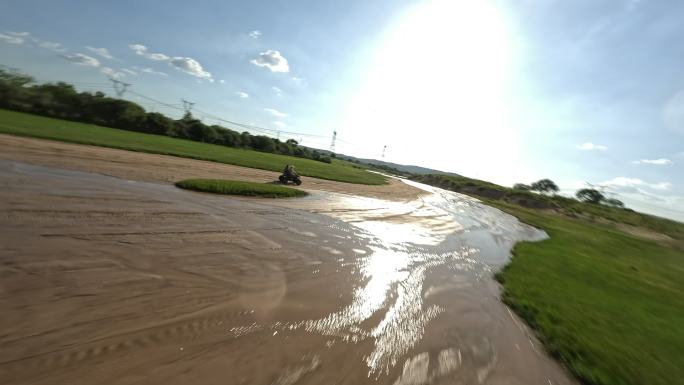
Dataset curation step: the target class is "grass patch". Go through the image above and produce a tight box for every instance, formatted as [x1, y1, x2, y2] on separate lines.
[489, 200, 684, 385]
[0, 109, 386, 185]
[175, 179, 307, 198]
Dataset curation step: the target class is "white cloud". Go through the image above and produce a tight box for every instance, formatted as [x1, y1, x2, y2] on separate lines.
[272, 86, 283, 95]
[250, 50, 289, 73]
[169, 57, 212, 80]
[60, 53, 100, 67]
[1, 31, 63, 52]
[129, 44, 170, 61]
[4, 31, 64, 52]
[235, 91, 249, 98]
[632, 158, 672, 165]
[601, 177, 672, 191]
[86, 46, 114, 60]
[291, 76, 307, 86]
[272, 121, 287, 129]
[219, 79, 225, 84]
[577, 142, 608, 151]
[0, 33, 25, 44]
[121, 68, 137, 75]
[134, 66, 167, 76]
[99, 66, 125, 79]
[264, 108, 288, 118]
[129, 44, 211, 80]
[593, 179, 684, 221]
[38, 41, 63, 51]
[249, 30, 262, 39]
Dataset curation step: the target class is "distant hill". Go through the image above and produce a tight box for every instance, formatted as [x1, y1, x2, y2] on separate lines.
[338, 154, 461, 177]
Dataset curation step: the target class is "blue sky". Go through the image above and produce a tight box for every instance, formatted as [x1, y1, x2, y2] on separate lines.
[1, 0, 683, 220]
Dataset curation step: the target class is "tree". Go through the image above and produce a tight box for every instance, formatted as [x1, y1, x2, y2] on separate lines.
[576, 188, 605, 204]
[513, 183, 532, 191]
[240, 132, 252, 148]
[215, 126, 241, 147]
[603, 198, 625, 208]
[142, 112, 174, 135]
[85, 98, 146, 129]
[530, 179, 559, 194]
[0, 68, 34, 87]
[184, 119, 218, 143]
[251, 135, 276, 152]
[0, 68, 356, 165]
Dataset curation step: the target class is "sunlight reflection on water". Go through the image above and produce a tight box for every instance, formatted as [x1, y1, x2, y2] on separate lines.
[231, 179, 547, 379]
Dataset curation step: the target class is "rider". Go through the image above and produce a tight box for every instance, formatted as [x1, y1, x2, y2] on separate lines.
[283, 164, 298, 179]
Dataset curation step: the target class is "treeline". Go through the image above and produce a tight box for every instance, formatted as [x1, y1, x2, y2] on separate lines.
[0, 69, 332, 163]
[414, 174, 626, 210]
[514, 179, 624, 208]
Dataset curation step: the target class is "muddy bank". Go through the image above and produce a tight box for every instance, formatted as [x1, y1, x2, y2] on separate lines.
[0, 134, 422, 202]
[0, 160, 575, 384]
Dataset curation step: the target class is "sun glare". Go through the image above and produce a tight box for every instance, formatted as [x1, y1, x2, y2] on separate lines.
[342, 0, 523, 183]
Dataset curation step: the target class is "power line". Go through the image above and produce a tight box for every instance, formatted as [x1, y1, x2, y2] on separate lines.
[115, 86, 356, 149]
[181, 99, 195, 115]
[192, 106, 329, 140]
[109, 78, 131, 98]
[128, 90, 184, 111]
[330, 130, 337, 153]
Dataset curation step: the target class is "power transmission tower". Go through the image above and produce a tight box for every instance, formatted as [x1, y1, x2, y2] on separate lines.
[585, 181, 617, 198]
[381, 145, 387, 159]
[330, 131, 337, 153]
[585, 181, 605, 193]
[181, 99, 195, 115]
[109, 78, 131, 98]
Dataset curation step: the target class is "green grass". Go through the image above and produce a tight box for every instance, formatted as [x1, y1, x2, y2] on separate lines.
[0, 109, 386, 185]
[175, 179, 307, 198]
[489, 201, 684, 385]
[556, 198, 684, 240]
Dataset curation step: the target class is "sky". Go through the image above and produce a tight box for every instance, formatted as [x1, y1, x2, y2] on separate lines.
[1, 0, 683, 220]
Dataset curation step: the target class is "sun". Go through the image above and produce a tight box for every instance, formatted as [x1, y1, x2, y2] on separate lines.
[341, 0, 525, 184]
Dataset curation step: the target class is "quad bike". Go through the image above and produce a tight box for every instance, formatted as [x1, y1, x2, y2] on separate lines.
[279, 173, 302, 186]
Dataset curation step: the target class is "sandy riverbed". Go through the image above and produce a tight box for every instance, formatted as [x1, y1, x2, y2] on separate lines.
[0, 137, 576, 385]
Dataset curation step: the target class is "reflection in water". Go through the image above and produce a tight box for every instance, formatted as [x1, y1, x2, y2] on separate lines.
[305, 245, 481, 375]
[231, 180, 547, 380]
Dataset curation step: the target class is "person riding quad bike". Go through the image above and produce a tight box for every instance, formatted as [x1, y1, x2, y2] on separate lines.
[279, 164, 302, 185]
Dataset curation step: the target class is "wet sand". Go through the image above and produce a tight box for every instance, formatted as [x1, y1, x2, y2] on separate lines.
[0, 134, 421, 202]
[0, 139, 577, 385]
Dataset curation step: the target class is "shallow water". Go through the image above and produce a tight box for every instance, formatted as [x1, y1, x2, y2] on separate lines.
[250, 179, 560, 384]
[0, 161, 574, 385]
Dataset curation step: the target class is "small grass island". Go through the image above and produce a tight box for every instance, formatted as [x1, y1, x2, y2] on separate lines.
[175, 179, 308, 198]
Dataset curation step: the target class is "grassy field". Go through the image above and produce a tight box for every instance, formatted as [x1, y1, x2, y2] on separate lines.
[175, 179, 307, 198]
[0, 109, 386, 185]
[490, 201, 684, 385]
